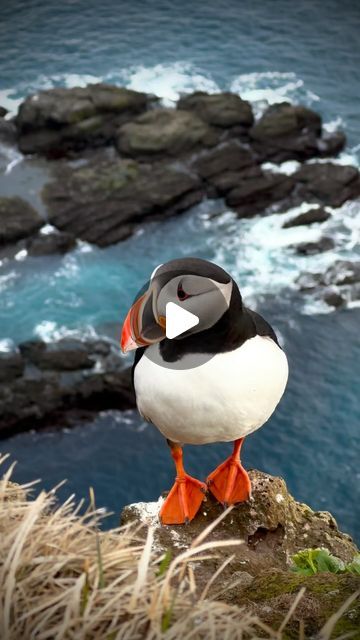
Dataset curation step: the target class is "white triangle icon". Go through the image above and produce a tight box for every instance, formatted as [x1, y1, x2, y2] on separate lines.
[165, 302, 199, 339]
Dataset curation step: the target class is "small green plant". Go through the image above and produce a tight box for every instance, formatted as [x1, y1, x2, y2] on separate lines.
[292, 548, 360, 576]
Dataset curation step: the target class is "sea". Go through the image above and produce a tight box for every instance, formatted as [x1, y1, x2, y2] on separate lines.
[0, 0, 359, 539]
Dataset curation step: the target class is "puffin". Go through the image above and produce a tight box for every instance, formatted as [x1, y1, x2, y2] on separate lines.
[121, 257, 288, 525]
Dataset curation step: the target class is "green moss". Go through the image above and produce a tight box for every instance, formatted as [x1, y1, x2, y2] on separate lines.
[241, 570, 360, 639]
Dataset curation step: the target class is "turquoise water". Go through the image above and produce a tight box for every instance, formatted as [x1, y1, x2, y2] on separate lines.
[0, 1, 359, 538]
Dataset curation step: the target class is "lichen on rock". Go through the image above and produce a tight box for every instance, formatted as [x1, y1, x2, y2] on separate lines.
[121, 469, 359, 636]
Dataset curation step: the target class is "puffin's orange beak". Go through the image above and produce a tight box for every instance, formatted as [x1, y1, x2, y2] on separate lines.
[121, 294, 147, 353]
[120, 292, 166, 353]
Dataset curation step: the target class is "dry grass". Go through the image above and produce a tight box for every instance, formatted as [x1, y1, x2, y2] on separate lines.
[0, 453, 357, 640]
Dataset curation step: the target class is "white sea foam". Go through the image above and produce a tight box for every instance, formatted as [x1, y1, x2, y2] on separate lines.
[0, 338, 16, 353]
[230, 71, 320, 117]
[262, 160, 300, 175]
[207, 195, 359, 315]
[116, 62, 220, 105]
[34, 321, 99, 343]
[0, 143, 23, 175]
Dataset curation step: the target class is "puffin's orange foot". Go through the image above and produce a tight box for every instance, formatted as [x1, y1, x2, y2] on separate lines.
[159, 474, 207, 525]
[207, 457, 251, 506]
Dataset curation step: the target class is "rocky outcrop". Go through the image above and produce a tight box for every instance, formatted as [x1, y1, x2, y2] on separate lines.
[0, 338, 135, 437]
[292, 236, 335, 255]
[24, 229, 76, 256]
[177, 91, 254, 130]
[249, 102, 344, 162]
[116, 108, 219, 159]
[225, 170, 295, 217]
[0, 197, 43, 245]
[121, 470, 359, 637]
[294, 162, 360, 207]
[0, 115, 17, 146]
[296, 260, 360, 308]
[42, 154, 204, 246]
[282, 206, 331, 228]
[15, 84, 150, 157]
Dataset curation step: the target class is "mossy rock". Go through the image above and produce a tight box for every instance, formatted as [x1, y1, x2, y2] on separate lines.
[177, 91, 254, 128]
[116, 108, 219, 158]
[239, 569, 360, 639]
[121, 470, 358, 598]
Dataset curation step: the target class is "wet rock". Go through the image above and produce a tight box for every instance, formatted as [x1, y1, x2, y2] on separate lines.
[0, 117, 17, 146]
[225, 171, 295, 217]
[25, 230, 76, 256]
[0, 338, 135, 437]
[42, 155, 203, 246]
[19, 340, 94, 371]
[294, 162, 360, 207]
[282, 206, 331, 228]
[318, 130, 346, 157]
[191, 141, 255, 179]
[177, 91, 254, 129]
[0, 106, 8, 118]
[320, 260, 360, 287]
[121, 469, 358, 591]
[323, 287, 346, 308]
[16, 84, 150, 157]
[116, 108, 218, 159]
[296, 260, 360, 308]
[0, 352, 24, 383]
[249, 103, 344, 163]
[292, 236, 335, 255]
[0, 197, 43, 246]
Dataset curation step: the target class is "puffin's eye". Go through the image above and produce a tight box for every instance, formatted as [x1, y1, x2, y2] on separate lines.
[177, 282, 190, 301]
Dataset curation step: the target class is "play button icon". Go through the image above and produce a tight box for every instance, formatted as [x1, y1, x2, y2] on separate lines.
[165, 302, 199, 339]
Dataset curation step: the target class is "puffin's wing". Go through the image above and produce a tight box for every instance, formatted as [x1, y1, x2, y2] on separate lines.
[131, 346, 147, 390]
[247, 309, 280, 346]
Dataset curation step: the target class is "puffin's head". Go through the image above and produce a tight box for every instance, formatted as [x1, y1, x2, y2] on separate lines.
[121, 257, 237, 353]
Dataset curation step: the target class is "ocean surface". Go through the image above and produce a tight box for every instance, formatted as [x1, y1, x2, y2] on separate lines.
[0, 0, 359, 538]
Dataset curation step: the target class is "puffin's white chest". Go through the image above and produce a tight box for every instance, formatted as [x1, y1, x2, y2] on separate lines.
[134, 335, 288, 445]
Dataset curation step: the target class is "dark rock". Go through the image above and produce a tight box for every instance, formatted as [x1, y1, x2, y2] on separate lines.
[318, 130, 346, 157]
[323, 287, 346, 308]
[251, 103, 322, 140]
[296, 260, 360, 309]
[177, 91, 254, 129]
[16, 84, 150, 157]
[292, 236, 335, 255]
[294, 162, 360, 207]
[25, 230, 76, 256]
[42, 155, 203, 247]
[0, 352, 24, 383]
[0, 338, 135, 436]
[249, 103, 345, 163]
[282, 206, 331, 228]
[249, 102, 323, 162]
[0, 117, 17, 146]
[116, 108, 218, 159]
[225, 171, 295, 217]
[0, 197, 43, 246]
[191, 141, 255, 179]
[321, 260, 360, 287]
[19, 340, 94, 371]
[0, 106, 8, 118]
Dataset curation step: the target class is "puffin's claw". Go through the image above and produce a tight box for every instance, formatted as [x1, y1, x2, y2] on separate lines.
[207, 456, 251, 505]
[159, 473, 207, 525]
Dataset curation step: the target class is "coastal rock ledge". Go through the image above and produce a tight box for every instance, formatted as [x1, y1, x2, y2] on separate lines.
[121, 470, 360, 638]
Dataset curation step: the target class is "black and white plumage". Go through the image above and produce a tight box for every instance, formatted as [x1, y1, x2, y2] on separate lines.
[121, 257, 288, 524]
